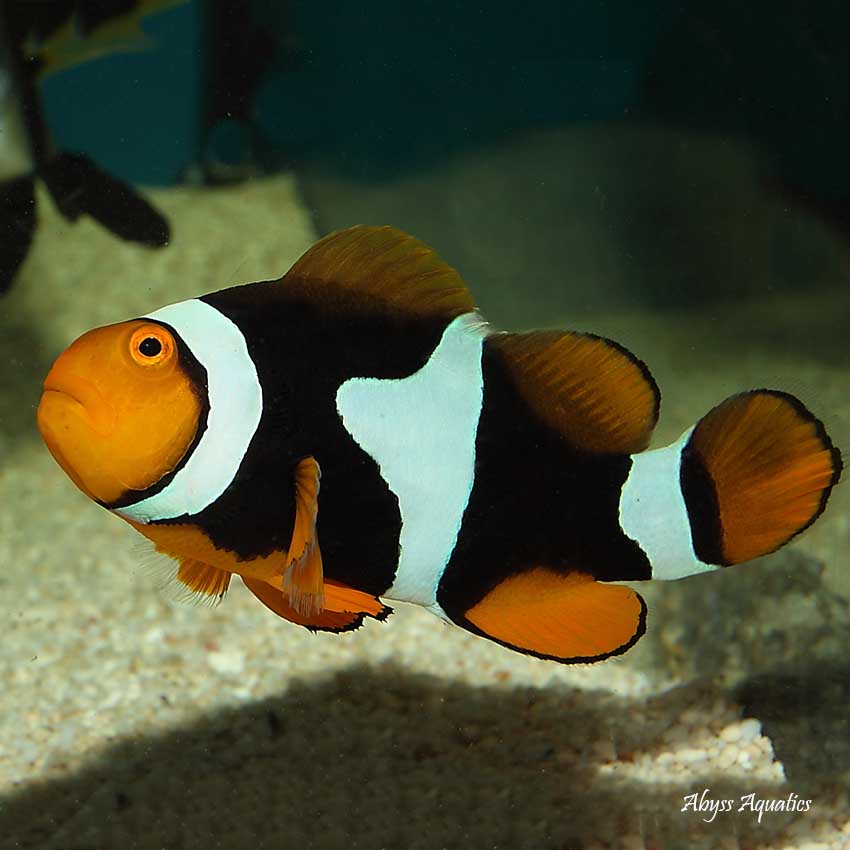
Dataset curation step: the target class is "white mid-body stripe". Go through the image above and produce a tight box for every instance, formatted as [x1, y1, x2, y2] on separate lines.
[336, 313, 488, 617]
[115, 299, 263, 523]
[619, 427, 718, 581]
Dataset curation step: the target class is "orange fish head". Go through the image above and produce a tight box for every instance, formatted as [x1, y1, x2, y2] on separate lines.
[37, 319, 203, 505]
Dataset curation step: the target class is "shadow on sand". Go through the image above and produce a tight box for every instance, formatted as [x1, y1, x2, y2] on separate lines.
[3, 662, 835, 850]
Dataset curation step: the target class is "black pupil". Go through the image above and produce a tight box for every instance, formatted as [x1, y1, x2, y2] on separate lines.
[139, 337, 162, 357]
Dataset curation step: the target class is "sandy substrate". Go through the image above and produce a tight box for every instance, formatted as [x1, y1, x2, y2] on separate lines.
[1, 139, 850, 849]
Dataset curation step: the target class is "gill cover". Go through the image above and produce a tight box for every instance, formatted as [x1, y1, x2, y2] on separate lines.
[37, 319, 204, 504]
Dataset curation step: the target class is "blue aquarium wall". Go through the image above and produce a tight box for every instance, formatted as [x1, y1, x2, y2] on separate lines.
[38, 0, 680, 184]
[254, 0, 679, 177]
[35, 0, 850, 201]
[39, 0, 205, 186]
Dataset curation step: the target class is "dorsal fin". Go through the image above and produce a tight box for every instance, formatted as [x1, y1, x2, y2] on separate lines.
[281, 225, 476, 320]
[489, 331, 660, 454]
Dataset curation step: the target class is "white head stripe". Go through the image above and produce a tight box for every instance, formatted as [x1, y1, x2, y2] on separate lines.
[336, 313, 488, 618]
[115, 299, 263, 523]
[618, 427, 718, 581]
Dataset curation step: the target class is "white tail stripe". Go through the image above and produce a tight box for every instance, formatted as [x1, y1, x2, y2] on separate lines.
[619, 427, 718, 581]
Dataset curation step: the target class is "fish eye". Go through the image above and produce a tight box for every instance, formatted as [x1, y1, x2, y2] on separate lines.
[139, 337, 162, 357]
[129, 325, 174, 367]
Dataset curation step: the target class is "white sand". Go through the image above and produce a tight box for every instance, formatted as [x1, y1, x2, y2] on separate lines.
[1, 156, 849, 849]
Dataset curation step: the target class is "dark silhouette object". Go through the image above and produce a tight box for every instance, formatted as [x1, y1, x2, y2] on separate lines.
[0, 0, 171, 294]
[198, 0, 281, 182]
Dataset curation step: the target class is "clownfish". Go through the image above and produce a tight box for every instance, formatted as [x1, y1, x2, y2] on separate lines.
[37, 226, 842, 664]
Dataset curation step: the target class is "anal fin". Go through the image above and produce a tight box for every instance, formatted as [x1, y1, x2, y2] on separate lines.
[463, 567, 646, 663]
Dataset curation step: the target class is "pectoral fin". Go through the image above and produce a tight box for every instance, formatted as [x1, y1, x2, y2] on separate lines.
[281, 456, 325, 616]
[463, 567, 646, 663]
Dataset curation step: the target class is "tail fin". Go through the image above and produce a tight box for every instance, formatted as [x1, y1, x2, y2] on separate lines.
[681, 390, 842, 566]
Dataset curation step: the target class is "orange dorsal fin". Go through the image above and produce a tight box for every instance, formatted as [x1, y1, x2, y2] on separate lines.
[281, 225, 476, 321]
[174, 558, 232, 604]
[488, 331, 660, 454]
[683, 389, 842, 565]
[282, 456, 325, 616]
[242, 576, 392, 633]
[464, 567, 646, 663]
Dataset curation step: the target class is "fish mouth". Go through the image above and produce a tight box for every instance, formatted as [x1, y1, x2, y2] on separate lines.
[37, 378, 118, 502]
[40, 374, 115, 436]
[43, 375, 96, 408]
[40, 387, 85, 410]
